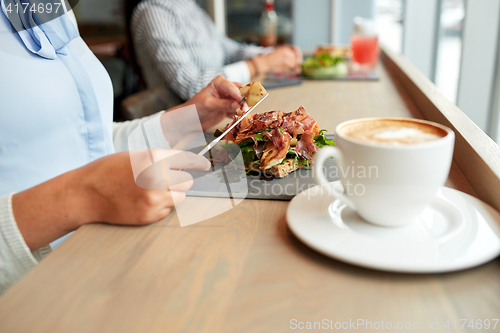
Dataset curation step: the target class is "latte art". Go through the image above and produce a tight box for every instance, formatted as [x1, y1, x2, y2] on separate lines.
[339, 119, 448, 145]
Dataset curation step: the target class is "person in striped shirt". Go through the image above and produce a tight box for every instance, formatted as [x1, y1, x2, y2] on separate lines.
[130, 0, 302, 101]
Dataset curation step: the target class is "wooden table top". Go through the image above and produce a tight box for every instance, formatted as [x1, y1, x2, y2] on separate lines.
[1, 60, 499, 333]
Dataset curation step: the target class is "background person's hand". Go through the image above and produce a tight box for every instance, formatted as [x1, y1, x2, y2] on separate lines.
[289, 45, 303, 69]
[254, 45, 303, 75]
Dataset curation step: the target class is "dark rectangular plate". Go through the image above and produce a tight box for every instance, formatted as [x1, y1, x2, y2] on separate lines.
[301, 70, 379, 81]
[262, 74, 303, 89]
[185, 134, 338, 201]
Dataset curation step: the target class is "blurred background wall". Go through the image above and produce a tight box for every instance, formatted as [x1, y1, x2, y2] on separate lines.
[72, 0, 500, 143]
[333, 0, 376, 45]
[292, 0, 332, 49]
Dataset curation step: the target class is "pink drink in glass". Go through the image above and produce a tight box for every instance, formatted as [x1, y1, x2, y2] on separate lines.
[351, 35, 379, 70]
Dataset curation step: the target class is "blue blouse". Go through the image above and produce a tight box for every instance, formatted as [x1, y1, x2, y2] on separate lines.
[0, 1, 114, 196]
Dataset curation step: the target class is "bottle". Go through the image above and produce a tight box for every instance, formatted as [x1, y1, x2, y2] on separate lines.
[350, 16, 379, 70]
[260, 0, 278, 47]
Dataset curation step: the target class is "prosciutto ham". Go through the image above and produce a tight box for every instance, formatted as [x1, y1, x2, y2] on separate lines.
[292, 130, 319, 160]
[222, 107, 318, 140]
[254, 111, 284, 131]
[220, 106, 322, 170]
[260, 129, 292, 169]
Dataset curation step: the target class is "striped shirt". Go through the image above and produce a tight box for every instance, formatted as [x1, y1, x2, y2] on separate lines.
[132, 0, 266, 101]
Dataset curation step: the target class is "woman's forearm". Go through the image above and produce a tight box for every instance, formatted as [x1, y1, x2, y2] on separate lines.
[10, 150, 206, 252]
[11, 167, 92, 251]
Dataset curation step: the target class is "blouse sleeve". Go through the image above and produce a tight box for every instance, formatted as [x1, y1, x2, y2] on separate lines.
[112, 111, 170, 153]
[0, 193, 51, 294]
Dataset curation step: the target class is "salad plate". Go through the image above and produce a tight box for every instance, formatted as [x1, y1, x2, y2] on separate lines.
[302, 52, 348, 79]
[301, 47, 379, 80]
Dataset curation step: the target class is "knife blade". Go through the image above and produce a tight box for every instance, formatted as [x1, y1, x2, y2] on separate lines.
[198, 93, 269, 156]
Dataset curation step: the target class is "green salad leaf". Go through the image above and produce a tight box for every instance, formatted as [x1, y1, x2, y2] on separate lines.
[220, 143, 256, 167]
[255, 128, 271, 141]
[286, 149, 299, 167]
[302, 159, 310, 169]
[314, 130, 335, 148]
[237, 138, 254, 147]
[240, 145, 256, 166]
[302, 53, 344, 69]
[220, 143, 240, 161]
[286, 149, 311, 169]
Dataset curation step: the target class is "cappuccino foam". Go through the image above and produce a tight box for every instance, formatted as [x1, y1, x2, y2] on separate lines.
[340, 119, 447, 145]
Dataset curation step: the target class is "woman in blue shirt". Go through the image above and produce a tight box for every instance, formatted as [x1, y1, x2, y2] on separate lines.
[0, 1, 244, 291]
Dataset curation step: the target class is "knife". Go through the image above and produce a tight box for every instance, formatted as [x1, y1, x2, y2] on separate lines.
[197, 93, 269, 156]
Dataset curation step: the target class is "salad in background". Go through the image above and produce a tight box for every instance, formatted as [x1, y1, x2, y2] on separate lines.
[302, 47, 349, 79]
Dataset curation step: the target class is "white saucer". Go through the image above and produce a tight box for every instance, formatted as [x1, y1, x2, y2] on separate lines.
[287, 181, 500, 273]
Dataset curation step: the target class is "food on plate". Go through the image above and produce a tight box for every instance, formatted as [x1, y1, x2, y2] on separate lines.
[302, 51, 348, 79]
[314, 45, 351, 59]
[214, 106, 335, 178]
[239, 81, 268, 107]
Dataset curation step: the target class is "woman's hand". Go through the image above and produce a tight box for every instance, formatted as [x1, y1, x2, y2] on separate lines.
[183, 75, 245, 129]
[80, 149, 210, 225]
[12, 149, 210, 251]
[163, 75, 247, 139]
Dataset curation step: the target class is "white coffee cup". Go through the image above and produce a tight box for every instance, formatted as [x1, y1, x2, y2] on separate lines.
[313, 117, 455, 227]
